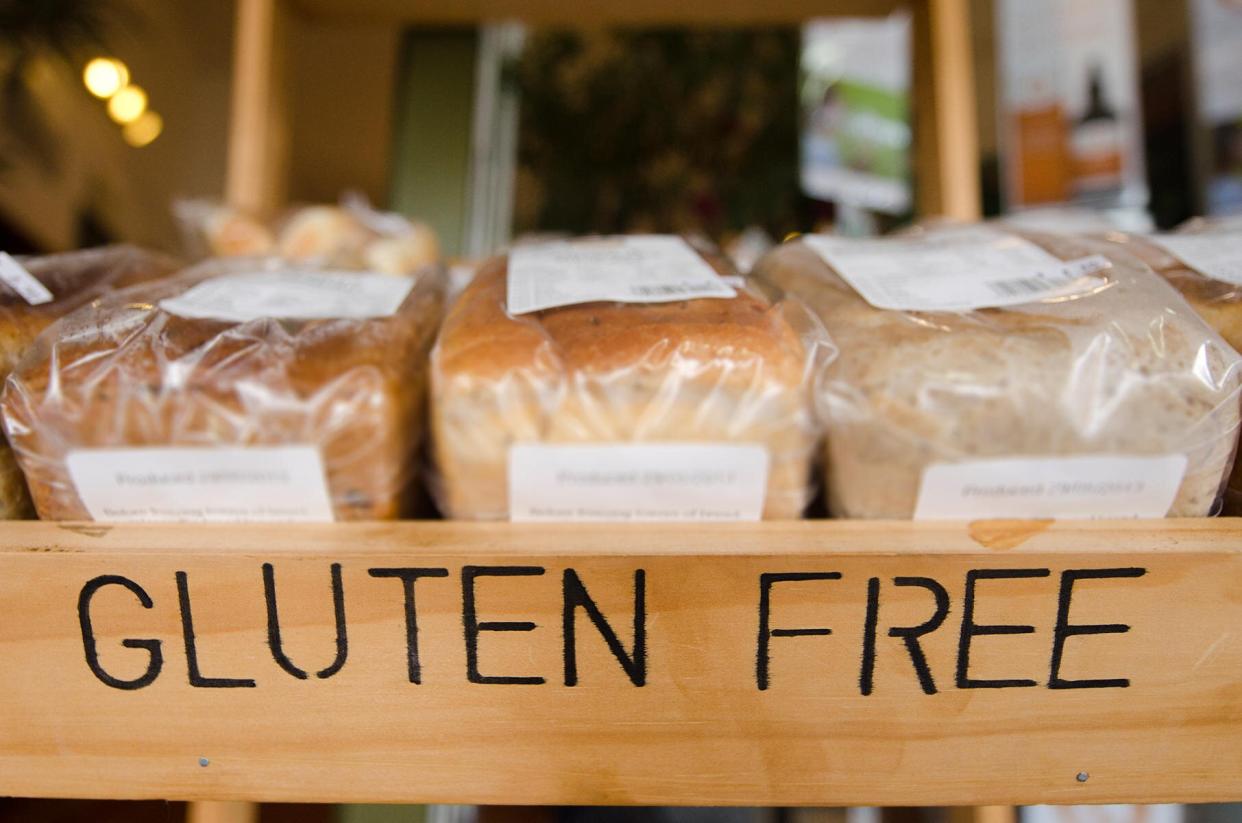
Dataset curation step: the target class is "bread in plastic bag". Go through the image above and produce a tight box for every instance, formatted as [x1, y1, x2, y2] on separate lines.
[1099, 219, 1242, 353]
[0, 246, 180, 519]
[175, 194, 439, 276]
[1098, 219, 1242, 512]
[429, 236, 827, 520]
[2, 257, 444, 522]
[752, 226, 1242, 519]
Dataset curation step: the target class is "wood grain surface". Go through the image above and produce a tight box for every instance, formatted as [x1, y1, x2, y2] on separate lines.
[0, 520, 1238, 806]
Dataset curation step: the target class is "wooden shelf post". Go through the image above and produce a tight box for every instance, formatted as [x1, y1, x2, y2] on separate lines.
[225, 0, 290, 215]
[914, 0, 983, 220]
[187, 800, 260, 823]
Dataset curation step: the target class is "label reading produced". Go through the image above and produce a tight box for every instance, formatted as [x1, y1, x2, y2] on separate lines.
[507, 236, 736, 314]
[802, 227, 1111, 312]
[913, 454, 1188, 520]
[1148, 234, 1242, 286]
[0, 252, 54, 305]
[66, 446, 335, 523]
[509, 443, 769, 522]
[159, 270, 415, 323]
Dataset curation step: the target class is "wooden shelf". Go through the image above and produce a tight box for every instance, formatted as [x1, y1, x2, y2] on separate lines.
[291, 0, 905, 25]
[0, 519, 1238, 806]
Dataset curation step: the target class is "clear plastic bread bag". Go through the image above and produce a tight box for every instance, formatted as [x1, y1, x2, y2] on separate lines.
[1, 256, 444, 522]
[174, 193, 440, 276]
[429, 235, 832, 521]
[1095, 217, 1242, 353]
[1096, 217, 1242, 512]
[751, 224, 1242, 519]
[0, 246, 180, 519]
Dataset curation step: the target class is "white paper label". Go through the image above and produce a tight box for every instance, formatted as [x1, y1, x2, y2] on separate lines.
[802, 228, 1111, 311]
[66, 446, 335, 523]
[0, 252, 53, 305]
[507, 236, 736, 314]
[913, 454, 1188, 520]
[1148, 234, 1242, 286]
[508, 443, 769, 522]
[159, 270, 414, 323]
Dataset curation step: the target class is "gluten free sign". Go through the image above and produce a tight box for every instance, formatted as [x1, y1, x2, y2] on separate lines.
[76, 561, 1145, 693]
[1, 524, 1239, 805]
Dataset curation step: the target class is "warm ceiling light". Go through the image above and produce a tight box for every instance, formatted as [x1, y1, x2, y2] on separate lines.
[83, 57, 129, 98]
[107, 84, 147, 124]
[122, 111, 163, 147]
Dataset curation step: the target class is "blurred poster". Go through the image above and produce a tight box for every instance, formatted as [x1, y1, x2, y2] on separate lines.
[799, 14, 912, 215]
[1023, 805, 1183, 823]
[1191, 0, 1242, 215]
[997, 0, 1148, 211]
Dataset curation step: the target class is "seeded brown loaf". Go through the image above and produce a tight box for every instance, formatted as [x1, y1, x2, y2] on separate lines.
[1099, 225, 1242, 512]
[753, 229, 1242, 518]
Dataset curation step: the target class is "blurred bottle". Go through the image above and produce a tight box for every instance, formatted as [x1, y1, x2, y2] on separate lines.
[1071, 65, 1125, 202]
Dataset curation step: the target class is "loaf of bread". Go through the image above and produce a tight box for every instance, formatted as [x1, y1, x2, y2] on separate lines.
[0, 246, 179, 519]
[1098, 223, 1242, 352]
[430, 241, 822, 520]
[2, 258, 443, 521]
[754, 228, 1242, 518]
[1099, 222, 1242, 512]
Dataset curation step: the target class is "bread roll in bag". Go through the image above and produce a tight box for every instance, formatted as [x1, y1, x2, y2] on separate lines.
[175, 198, 439, 276]
[1, 257, 443, 521]
[754, 227, 1242, 518]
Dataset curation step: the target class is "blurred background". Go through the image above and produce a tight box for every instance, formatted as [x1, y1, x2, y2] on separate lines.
[2, 0, 1239, 261]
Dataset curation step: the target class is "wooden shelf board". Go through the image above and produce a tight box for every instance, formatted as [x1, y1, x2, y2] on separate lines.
[4, 517, 1238, 557]
[0, 520, 1239, 806]
[290, 0, 905, 25]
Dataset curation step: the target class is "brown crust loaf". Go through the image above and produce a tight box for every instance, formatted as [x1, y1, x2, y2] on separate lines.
[436, 257, 807, 383]
[0, 246, 180, 519]
[3, 260, 443, 521]
[431, 249, 817, 520]
[0, 246, 180, 375]
[754, 230, 1242, 519]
